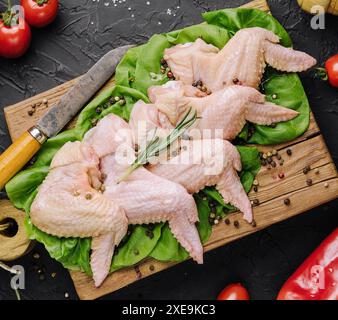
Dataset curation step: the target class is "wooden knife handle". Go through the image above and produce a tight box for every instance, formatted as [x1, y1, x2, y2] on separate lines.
[0, 128, 46, 190]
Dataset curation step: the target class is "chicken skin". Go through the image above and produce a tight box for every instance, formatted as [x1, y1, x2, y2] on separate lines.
[164, 27, 316, 91]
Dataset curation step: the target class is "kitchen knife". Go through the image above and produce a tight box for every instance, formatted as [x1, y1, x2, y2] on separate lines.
[0, 44, 133, 190]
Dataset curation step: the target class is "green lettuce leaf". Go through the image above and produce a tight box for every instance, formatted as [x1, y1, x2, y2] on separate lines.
[202, 8, 292, 47]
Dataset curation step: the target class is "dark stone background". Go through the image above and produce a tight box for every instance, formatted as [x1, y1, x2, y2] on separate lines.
[0, 0, 337, 300]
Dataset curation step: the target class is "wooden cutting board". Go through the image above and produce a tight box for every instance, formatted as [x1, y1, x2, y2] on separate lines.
[3, 0, 338, 300]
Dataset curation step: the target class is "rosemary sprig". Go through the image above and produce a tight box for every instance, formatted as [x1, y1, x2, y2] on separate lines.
[117, 107, 197, 183]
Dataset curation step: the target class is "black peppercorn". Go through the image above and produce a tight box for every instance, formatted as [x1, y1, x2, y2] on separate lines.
[306, 178, 313, 186]
[224, 219, 230, 225]
[253, 199, 260, 206]
[286, 149, 292, 156]
[303, 165, 311, 174]
[234, 220, 240, 228]
[284, 198, 291, 206]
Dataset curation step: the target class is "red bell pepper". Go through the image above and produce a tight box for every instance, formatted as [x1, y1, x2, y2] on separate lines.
[277, 228, 338, 300]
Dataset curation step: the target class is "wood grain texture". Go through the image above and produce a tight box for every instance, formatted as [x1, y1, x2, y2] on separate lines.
[2, 0, 337, 300]
[0, 200, 32, 261]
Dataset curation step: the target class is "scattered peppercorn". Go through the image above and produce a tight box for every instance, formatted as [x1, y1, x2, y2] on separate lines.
[209, 213, 216, 219]
[272, 149, 277, 156]
[262, 153, 268, 159]
[209, 200, 217, 207]
[146, 230, 154, 239]
[324, 182, 329, 188]
[91, 119, 98, 127]
[167, 71, 174, 78]
[196, 80, 202, 87]
[251, 220, 257, 227]
[95, 107, 102, 114]
[160, 58, 167, 66]
[33, 253, 40, 259]
[253, 179, 259, 186]
[234, 220, 240, 228]
[253, 186, 258, 192]
[119, 99, 126, 106]
[64, 292, 69, 299]
[303, 165, 311, 174]
[148, 223, 155, 231]
[271, 161, 276, 168]
[210, 206, 216, 213]
[149, 265, 155, 272]
[135, 266, 142, 279]
[306, 178, 313, 186]
[278, 172, 285, 179]
[286, 148, 292, 156]
[51, 272, 57, 278]
[28, 110, 34, 116]
[272, 94, 277, 99]
[42, 98, 48, 104]
[284, 198, 291, 206]
[224, 218, 230, 225]
[267, 157, 272, 164]
[267, 152, 272, 157]
[214, 219, 219, 225]
[270, 123, 276, 128]
[85, 193, 92, 200]
[253, 199, 260, 206]
[233, 78, 240, 84]
[314, 168, 319, 175]
[134, 249, 139, 255]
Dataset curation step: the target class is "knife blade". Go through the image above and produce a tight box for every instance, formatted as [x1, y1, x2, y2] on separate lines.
[0, 44, 134, 189]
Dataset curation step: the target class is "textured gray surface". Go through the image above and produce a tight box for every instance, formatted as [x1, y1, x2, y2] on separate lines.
[0, 0, 337, 300]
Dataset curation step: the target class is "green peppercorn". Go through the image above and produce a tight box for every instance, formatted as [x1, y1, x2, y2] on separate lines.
[119, 99, 126, 106]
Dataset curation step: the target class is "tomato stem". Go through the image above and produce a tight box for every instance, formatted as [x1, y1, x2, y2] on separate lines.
[315, 67, 328, 81]
[36, 0, 48, 6]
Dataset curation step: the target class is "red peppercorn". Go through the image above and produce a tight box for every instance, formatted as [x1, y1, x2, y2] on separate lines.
[278, 172, 285, 179]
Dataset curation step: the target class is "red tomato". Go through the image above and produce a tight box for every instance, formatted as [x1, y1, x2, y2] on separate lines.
[21, 0, 58, 28]
[325, 54, 338, 88]
[217, 283, 250, 300]
[0, 18, 31, 58]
